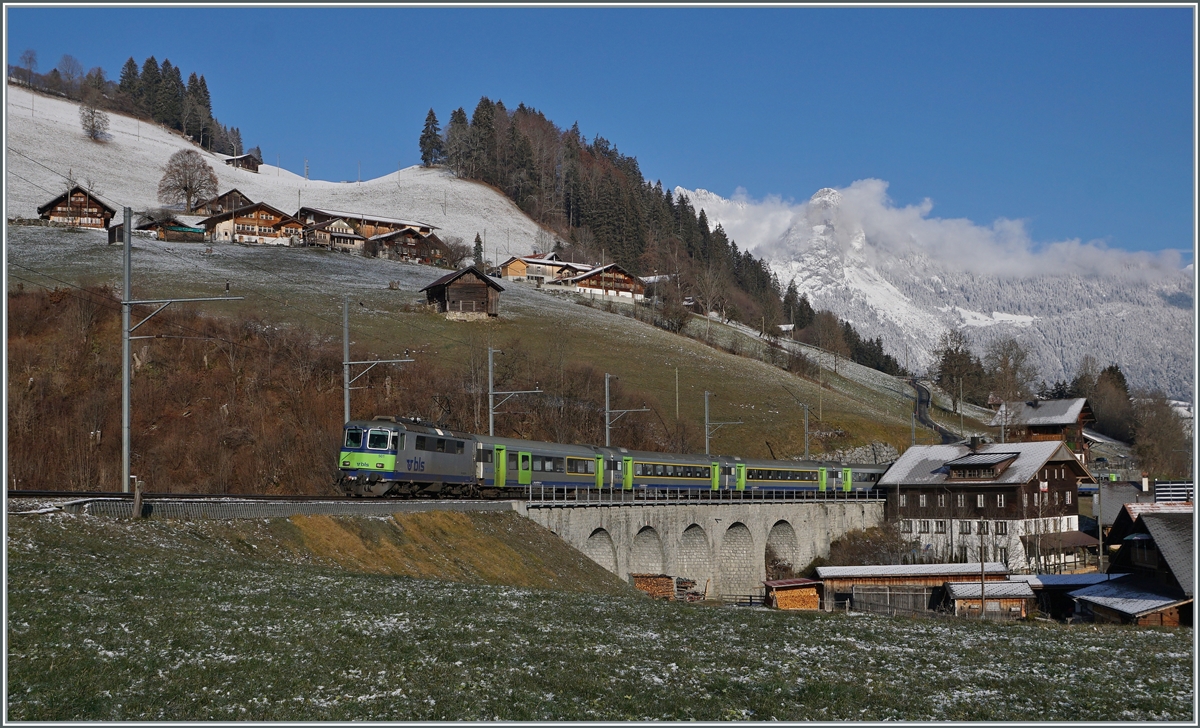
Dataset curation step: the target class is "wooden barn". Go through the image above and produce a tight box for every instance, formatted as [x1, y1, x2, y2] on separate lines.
[108, 216, 205, 243]
[816, 563, 1009, 610]
[420, 267, 503, 319]
[296, 207, 437, 240]
[763, 578, 822, 610]
[37, 186, 115, 229]
[198, 202, 302, 245]
[224, 153, 261, 173]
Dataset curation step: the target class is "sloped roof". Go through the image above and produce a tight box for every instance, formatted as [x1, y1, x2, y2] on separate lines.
[1018, 530, 1099, 551]
[197, 201, 295, 227]
[944, 452, 1020, 467]
[1099, 482, 1148, 526]
[1008, 573, 1131, 589]
[1139, 512, 1194, 597]
[878, 441, 1080, 486]
[1069, 576, 1191, 617]
[297, 206, 436, 230]
[945, 581, 1034, 600]
[989, 398, 1088, 427]
[763, 578, 821, 589]
[816, 562, 1008, 579]
[561, 262, 643, 286]
[419, 267, 504, 293]
[36, 186, 116, 216]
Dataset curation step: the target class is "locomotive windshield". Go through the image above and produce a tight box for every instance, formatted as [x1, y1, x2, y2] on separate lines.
[344, 428, 363, 448]
[367, 429, 391, 450]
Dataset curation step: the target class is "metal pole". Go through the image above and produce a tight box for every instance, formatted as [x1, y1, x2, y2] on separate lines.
[705, 390, 710, 455]
[675, 366, 679, 421]
[960, 377, 964, 439]
[804, 404, 809, 460]
[605, 373, 612, 447]
[343, 296, 350, 423]
[122, 207, 132, 493]
[911, 412, 916, 447]
[488, 347, 496, 436]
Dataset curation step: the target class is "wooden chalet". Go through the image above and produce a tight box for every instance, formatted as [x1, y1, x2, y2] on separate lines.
[368, 229, 450, 264]
[763, 578, 822, 610]
[500, 252, 592, 283]
[37, 186, 115, 229]
[879, 440, 1096, 570]
[554, 263, 645, 300]
[224, 154, 261, 173]
[419, 267, 503, 319]
[193, 189, 254, 216]
[305, 218, 365, 251]
[990, 398, 1094, 463]
[198, 202, 302, 245]
[1070, 511, 1193, 626]
[296, 207, 437, 240]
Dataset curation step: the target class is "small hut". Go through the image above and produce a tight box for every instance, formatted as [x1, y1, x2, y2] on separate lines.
[763, 578, 823, 610]
[419, 267, 503, 320]
[944, 580, 1035, 618]
[224, 154, 261, 173]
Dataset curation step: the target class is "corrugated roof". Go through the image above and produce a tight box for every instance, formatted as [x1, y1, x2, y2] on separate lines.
[816, 562, 1007, 579]
[1009, 573, 1131, 589]
[946, 581, 1035, 599]
[1069, 577, 1191, 617]
[1139, 512, 1194, 597]
[763, 578, 821, 588]
[989, 398, 1087, 427]
[878, 441, 1074, 486]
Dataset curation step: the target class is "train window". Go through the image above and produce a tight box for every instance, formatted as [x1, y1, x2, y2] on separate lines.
[436, 438, 446, 453]
[480, 449, 493, 463]
[703, 467, 711, 479]
[392, 433, 405, 451]
[508, 453, 518, 471]
[665, 465, 674, 476]
[654, 464, 664, 476]
[455, 441, 464, 455]
[415, 436, 427, 451]
[553, 458, 565, 473]
[367, 429, 390, 450]
[344, 429, 363, 448]
[532, 457, 543, 472]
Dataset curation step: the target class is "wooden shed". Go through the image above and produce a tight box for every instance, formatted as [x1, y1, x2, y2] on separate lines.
[419, 267, 503, 319]
[763, 578, 822, 610]
[944, 580, 1035, 618]
[224, 153, 261, 173]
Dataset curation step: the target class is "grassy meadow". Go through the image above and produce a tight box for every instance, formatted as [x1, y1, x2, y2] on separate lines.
[6, 509, 1192, 722]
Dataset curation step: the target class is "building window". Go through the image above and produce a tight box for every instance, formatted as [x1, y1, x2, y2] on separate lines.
[957, 546, 968, 562]
[935, 520, 946, 534]
[978, 521, 989, 535]
[976, 494, 985, 508]
[937, 493, 946, 508]
[900, 520, 913, 533]
[1053, 491, 1060, 505]
[919, 493, 927, 508]
[1023, 492, 1028, 507]
[959, 521, 972, 535]
[995, 521, 1007, 535]
[957, 493, 965, 508]
[1065, 491, 1072, 505]
[997, 494, 1005, 508]
[918, 520, 930, 533]
[899, 494, 907, 508]
[998, 547, 1008, 563]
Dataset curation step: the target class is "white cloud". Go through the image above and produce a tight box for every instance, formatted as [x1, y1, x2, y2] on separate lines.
[679, 179, 1186, 279]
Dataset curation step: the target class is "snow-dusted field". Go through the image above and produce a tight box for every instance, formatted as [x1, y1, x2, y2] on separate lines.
[5, 85, 546, 262]
[7, 512, 1193, 722]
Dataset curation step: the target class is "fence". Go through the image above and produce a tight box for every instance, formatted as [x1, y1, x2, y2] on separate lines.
[526, 483, 884, 507]
[851, 585, 936, 616]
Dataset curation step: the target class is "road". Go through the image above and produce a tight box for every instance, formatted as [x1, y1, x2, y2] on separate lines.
[910, 379, 961, 444]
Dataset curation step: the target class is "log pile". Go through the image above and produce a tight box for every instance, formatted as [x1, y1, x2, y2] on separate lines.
[631, 573, 676, 600]
[772, 586, 820, 610]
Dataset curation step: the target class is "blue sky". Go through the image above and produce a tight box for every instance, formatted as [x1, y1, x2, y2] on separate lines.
[6, 6, 1195, 260]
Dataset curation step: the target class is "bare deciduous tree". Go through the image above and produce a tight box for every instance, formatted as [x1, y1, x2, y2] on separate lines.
[157, 149, 218, 214]
[442, 236, 470, 268]
[19, 49, 37, 87]
[57, 54, 83, 96]
[692, 261, 729, 339]
[983, 336, 1038, 403]
[78, 101, 110, 141]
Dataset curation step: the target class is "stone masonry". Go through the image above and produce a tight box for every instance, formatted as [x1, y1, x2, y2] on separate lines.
[517, 500, 884, 598]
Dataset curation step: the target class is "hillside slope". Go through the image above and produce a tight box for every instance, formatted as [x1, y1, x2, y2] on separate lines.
[6, 85, 545, 262]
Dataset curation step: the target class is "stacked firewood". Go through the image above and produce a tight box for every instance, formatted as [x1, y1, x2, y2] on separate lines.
[630, 573, 676, 600]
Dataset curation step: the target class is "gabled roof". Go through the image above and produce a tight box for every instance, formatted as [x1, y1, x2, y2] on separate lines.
[1009, 573, 1131, 589]
[197, 201, 295, 227]
[197, 188, 253, 208]
[763, 578, 821, 588]
[419, 267, 505, 293]
[1138, 512, 1194, 597]
[297, 206, 437, 230]
[561, 262, 642, 285]
[1099, 482, 1148, 526]
[36, 186, 116, 216]
[1069, 575, 1192, 617]
[816, 562, 1008, 579]
[945, 581, 1034, 600]
[878, 441, 1087, 487]
[989, 398, 1090, 428]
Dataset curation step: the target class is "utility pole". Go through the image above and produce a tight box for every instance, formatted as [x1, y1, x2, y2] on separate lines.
[488, 348, 541, 436]
[960, 377, 964, 440]
[704, 390, 742, 456]
[781, 385, 810, 460]
[122, 206, 242, 493]
[342, 296, 412, 423]
[911, 412, 916, 447]
[675, 366, 679, 421]
[604, 373, 648, 447]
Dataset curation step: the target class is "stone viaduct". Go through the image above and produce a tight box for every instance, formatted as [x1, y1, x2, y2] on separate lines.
[517, 499, 885, 598]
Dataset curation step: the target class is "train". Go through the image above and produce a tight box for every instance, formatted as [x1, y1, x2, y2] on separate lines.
[336, 415, 890, 498]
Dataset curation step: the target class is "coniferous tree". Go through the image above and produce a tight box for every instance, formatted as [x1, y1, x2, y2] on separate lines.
[444, 107, 470, 177]
[139, 56, 160, 109]
[419, 109, 445, 167]
[118, 57, 139, 97]
[473, 233, 484, 267]
[469, 97, 496, 183]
